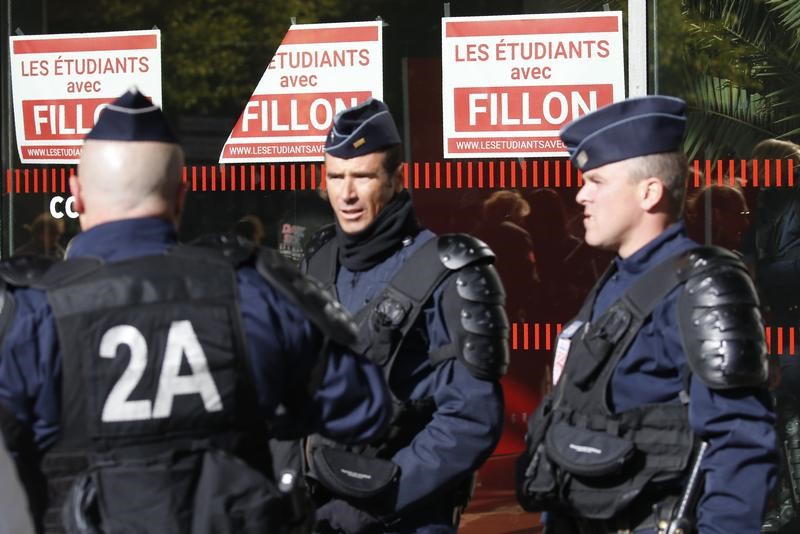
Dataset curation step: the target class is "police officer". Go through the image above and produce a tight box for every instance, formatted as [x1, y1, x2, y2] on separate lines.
[0, 88, 391, 533]
[291, 98, 507, 533]
[746, 139, 800, 532]
[516, 96, 777, 533]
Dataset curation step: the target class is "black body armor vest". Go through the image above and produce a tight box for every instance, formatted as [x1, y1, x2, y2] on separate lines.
[302, 230, 508, 506]
[517, 245, 768, 524]
[0, 237, 358, 534]
[29, 245, 281, 534]
[517, 252, 696, 520]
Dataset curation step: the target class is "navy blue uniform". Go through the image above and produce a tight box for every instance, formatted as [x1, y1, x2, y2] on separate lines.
[330, 229, 504, 532]
[592, 222, 776, 534]
[0, 217, 390, 457]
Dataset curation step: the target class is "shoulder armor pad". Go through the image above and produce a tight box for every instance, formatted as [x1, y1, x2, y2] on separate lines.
[184, 232, 257, 266]
[677, 246, 768, 389]
[441, 262, 509, 381]
[0, 255, 59, 342]
[0, 255, 59, 287]
[438, 234, 495, 270]
[455, 261, 506, 305]
[255, 247, 357, 347]
[304, 224, 336, 260]
[36, 257, 104, 289]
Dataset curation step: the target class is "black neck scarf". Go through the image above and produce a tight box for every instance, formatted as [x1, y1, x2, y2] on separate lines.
[336, 190, 420, 272]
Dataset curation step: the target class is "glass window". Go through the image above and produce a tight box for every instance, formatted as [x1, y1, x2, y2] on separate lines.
[2, 1, 798, 529]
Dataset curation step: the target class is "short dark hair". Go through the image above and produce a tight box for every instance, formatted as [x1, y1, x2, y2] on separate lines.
[381, 144, 404, 176]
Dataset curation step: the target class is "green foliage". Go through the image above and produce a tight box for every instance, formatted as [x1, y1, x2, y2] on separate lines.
[767, 0, 800, 42]
[679, 0, 800, 159]
[161, 0, 343, 114]
[682, 76, 776, 159]
[48, 0, 343, 115]
[39, 0, 800, 161]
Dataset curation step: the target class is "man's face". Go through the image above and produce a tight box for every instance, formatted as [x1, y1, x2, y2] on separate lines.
[575, 159, 646, 253]
[324, 151, 402, 234]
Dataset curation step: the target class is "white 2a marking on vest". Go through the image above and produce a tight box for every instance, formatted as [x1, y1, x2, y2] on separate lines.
[100, 320, 222, 422]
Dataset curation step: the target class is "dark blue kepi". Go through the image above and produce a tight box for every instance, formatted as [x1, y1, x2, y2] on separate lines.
[324, 98, 401, 159]
[560, 95, 687, 171]
[86, 87, 178, 143]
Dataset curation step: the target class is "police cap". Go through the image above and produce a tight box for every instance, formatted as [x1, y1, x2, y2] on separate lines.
[559, 95, 686, 171]
[85, 87, 178, 143]
[324, 98, 401, 159]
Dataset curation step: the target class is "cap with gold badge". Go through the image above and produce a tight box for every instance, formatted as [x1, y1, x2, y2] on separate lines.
[324, 98, 401, 159]
[559, 95, 686, 171]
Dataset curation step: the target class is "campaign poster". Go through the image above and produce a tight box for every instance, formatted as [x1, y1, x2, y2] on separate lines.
[220, 21, 383, 163]
[9, 30, 162, 164]
[442, 12, 625, 158]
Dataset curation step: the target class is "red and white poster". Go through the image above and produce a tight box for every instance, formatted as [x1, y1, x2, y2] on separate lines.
[220, 21, 383, 163]
[9, 30, 162, 164]
[442, 12, 624, 159]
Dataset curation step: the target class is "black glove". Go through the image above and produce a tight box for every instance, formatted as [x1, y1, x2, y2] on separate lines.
[314, 499, 382, 534]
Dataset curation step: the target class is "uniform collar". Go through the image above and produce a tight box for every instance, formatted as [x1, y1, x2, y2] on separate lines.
[66, 217, 177, 261]
[613, 221, 690, 276]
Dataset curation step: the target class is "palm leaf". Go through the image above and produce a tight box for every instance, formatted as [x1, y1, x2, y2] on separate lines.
[683, 76, 778, 160]
[681, 0, 800, 157]
[767, 0, 800, 40]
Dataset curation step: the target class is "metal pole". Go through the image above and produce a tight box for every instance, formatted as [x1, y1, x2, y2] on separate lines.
[704, 187, 713, 245]
[628, 0, 648, 97]
[2, 0, 14, 258]
[401, 57, 411, 163]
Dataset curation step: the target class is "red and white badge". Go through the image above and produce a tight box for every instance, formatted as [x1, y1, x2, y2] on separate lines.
[553, 320, 583, 385]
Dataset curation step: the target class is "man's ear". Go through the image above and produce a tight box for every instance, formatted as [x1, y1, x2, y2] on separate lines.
[639, 177, 665, 211]
[392, 164, 405, 193]
[68, 174, 85, 214]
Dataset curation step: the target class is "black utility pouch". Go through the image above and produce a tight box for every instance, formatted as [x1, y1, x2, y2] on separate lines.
[91, 448, 286, 534]
[525, 395, 553, 447]
[545, 421, 634, 477]
[571, 306, 632, 388]
[312, 447, 399, 499]
[192, 449, 286, 534]
[92, 450, 202, 533]
[515, 397, 559, 511]
[520, 442, 558, 499]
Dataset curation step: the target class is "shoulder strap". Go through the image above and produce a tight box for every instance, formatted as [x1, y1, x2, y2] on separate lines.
[386, 233, 497, 328]
[577, 260, 617, 322]
[387, 237, 449, 304]
[564, 250, 690, 395]
[0, 254, 61, 287]
[0, 255, 103, 340]
[351, 236, 448, 363]
[354, 234, 500, 373]
[619, 252, 687, 322]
